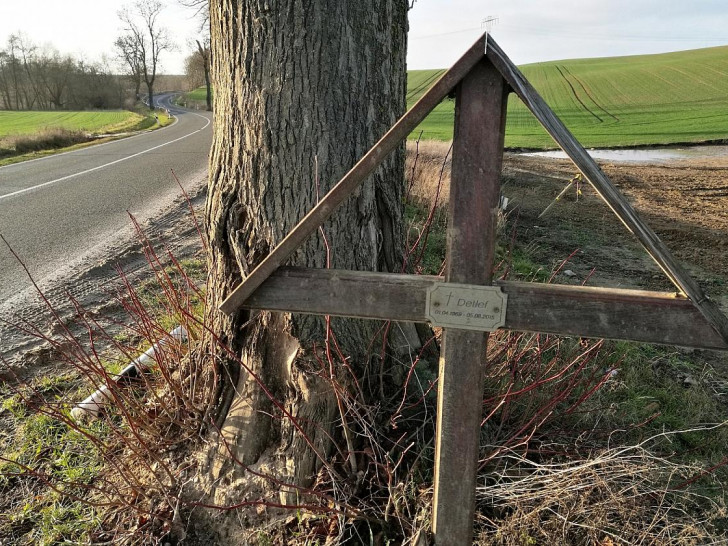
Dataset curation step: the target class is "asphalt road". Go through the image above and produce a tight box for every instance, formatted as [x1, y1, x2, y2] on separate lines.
[0, 95, 212, 308]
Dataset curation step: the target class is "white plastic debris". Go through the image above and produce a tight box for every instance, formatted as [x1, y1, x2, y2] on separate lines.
[71, 326, 188, 420]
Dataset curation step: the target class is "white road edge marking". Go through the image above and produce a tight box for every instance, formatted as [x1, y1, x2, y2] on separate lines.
[0, 112, 210, 203]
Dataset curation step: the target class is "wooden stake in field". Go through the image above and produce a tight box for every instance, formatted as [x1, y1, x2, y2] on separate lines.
[221, 33, 728, 545]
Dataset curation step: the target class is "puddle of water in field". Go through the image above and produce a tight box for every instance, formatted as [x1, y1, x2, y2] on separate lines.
[523, 145, 728, 163]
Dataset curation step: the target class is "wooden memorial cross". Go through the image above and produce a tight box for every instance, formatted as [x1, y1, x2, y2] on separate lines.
[220, 34, 728, 545]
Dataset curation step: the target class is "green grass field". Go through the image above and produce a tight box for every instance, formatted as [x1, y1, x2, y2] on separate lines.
[409, 45, 728, 149]
[0, 110, 145, 138]
[185, 87, 211, 102]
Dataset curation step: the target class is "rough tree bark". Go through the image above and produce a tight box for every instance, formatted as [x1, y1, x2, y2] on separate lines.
[204, 1, 410, 504]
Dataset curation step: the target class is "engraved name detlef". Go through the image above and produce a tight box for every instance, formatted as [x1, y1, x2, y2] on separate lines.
[426, 282, 508, 331]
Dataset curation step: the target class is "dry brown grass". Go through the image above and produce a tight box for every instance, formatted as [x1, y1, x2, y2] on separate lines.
[0, 127, 91, 157]
[403, 142, 728, 545]
[475, 433, 727, 545]
[406, 140, 452, 209]
[4, 141, 726, 544]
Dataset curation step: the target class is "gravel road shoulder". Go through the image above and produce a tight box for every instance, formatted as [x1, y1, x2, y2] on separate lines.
[0, 178, 207, 379]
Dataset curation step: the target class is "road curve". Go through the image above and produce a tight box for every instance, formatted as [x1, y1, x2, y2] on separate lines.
[0, 95, 212, 308]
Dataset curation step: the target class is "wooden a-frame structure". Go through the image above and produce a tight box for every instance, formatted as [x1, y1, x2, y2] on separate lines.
[220, 33, 728, 545]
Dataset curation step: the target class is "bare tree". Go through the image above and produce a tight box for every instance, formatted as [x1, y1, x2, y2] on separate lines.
[183, 37, 210, 107]
[36, 50, 74, 109]
[68, 58, 123, 109]
[194, 38, 211, 110]
[117, 1, 174, 110]
[178, 0, 208, 27]
[203, 0, 409, 502]
[0, 51, 12, 108]
[16, 34, 43, 109]
[0, 36, 23, 109]
[0, 34, 125, 110]
[178, 0, 211, 110]
[183, 50, 204, 89]
[114, 35, 143, 100]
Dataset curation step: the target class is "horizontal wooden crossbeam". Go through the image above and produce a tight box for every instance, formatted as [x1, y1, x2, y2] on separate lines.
[217, 29, 728, 353]
[242, 267, 728, 351]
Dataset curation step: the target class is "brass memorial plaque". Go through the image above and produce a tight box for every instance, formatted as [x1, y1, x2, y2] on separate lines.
[426, 282, 507, 331]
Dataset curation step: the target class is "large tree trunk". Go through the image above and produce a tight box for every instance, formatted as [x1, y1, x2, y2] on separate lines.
[195, 39, 213, 112]
[203, 65, 212, 112]
[204, 1, 409, 504]
[146, 81, 154, 110]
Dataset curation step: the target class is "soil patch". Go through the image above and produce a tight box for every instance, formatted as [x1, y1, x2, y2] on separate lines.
[502, 154, 728, 297]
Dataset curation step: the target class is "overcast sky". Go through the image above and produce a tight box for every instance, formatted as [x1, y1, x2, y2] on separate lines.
[0, 1, 726, 74]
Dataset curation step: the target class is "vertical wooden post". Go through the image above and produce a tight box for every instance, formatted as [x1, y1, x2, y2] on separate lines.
[432, 59, 508, 544]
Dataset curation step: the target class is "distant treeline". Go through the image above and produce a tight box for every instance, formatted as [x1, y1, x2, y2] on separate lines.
[0, 34, 132, 111]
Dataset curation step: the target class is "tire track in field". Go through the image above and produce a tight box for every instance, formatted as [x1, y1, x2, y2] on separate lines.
[406, 71, 442, 102]
[687, 184, 728, 198]
[560, 65, 620, 121]
[554, 65, 603, 122]
[701, 65, 728, 80]
[665, 66, 724, 95]
[407, 70, 445, 102]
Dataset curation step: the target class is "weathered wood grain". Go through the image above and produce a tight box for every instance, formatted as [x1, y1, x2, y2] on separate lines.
[484, 35, 728, 345]
[434, 59, 508, 546]
[243, 268, 728, 351]
[212, 27, 728, 546]
[219, 34, 490, 315]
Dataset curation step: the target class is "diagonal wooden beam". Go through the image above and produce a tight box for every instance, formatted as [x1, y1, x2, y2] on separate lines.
[484, 36, 728, 345]
[219, 34, 490, 315]
[219, 29, 728, 346]
[242, 267, 728, 351]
